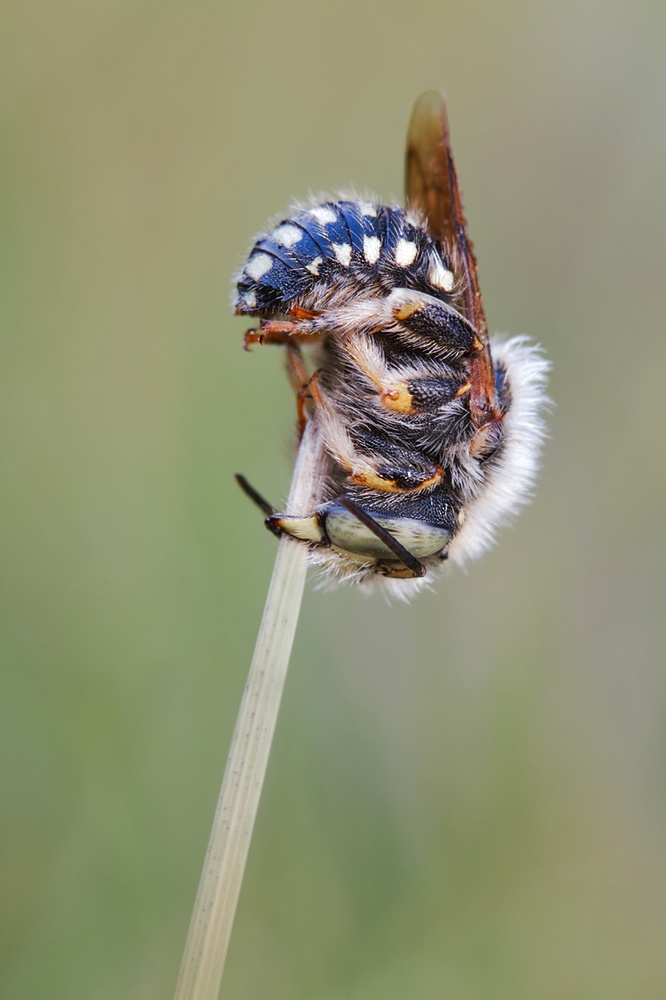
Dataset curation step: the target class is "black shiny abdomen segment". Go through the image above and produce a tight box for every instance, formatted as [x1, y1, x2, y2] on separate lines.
[235, 201, 455, 314]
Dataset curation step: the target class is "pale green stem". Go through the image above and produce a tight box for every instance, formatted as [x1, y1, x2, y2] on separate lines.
[173, 417, 325, 1000]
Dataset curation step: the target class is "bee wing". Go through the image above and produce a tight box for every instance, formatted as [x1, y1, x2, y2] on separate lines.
[405, 91, 499, 426]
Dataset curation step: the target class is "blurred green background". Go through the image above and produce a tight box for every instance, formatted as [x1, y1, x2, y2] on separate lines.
[1, 2, 664, 998]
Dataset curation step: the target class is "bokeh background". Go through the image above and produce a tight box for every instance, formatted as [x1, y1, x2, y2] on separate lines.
[2, 2, 664, 998]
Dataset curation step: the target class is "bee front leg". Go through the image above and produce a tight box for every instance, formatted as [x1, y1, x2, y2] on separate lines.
[243, 308, 326, 433]
[243, 320, 295, 350]
[243, 306, 322, 350]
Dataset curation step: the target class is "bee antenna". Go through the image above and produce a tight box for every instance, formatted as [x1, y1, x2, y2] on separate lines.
[235, 474, 276, 517]
[337, 497, 426, 577]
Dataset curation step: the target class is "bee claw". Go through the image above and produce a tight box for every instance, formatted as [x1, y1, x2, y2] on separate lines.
[243, 329, 263, 351]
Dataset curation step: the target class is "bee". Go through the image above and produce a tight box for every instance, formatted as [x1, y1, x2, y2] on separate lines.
[234, 92, 548, 592]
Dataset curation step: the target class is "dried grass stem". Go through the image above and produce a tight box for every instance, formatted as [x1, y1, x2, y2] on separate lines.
[173, 417, 326, 1000]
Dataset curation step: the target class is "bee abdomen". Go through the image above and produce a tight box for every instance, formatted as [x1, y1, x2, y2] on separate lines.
[235, 200, 457, 314]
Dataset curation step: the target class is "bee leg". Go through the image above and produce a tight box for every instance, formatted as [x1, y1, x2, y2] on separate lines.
[245, 328, 320, 435]
[304, 369, 324, 405]
[341, 331, 470, 415]
[348, 460, 443, 494]
[390, 292, 483, 355]
[469, 414, 505, 460]
[289, 366, 327, 437]
[347, 426, 444, 492]
[379, 375, 471, 414]
[244, 321, 295, 350]
[266, 510, 329, 546]
[343, 329, 502, 447]
[285, 342, 308, 392]
[243, 307, 322, 350]
[283, 344, 313, 436]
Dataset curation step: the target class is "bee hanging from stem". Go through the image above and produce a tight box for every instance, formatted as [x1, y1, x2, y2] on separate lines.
[174, 92, 549, 1000]
[235, 92, 548, 593]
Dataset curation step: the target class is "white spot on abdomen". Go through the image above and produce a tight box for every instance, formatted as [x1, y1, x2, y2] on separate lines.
[394, 239, 417, 267]
[245, 253, 273, 280]
[310, 206, 337, 225]
[357, 201, 378, 217]
[363, 235, 381, 265]
[306, 256, 323, 275]
[272, 224, 302, 248]
[428, 258, 454, 292]
[242, 290, 257, 309]
[332, 243, 352, 266]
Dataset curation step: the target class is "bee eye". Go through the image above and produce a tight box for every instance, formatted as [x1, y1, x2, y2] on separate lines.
[323, 503, 451, 562]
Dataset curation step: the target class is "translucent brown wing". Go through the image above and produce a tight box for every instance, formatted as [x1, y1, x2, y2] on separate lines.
[405, 91, 499, 426]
